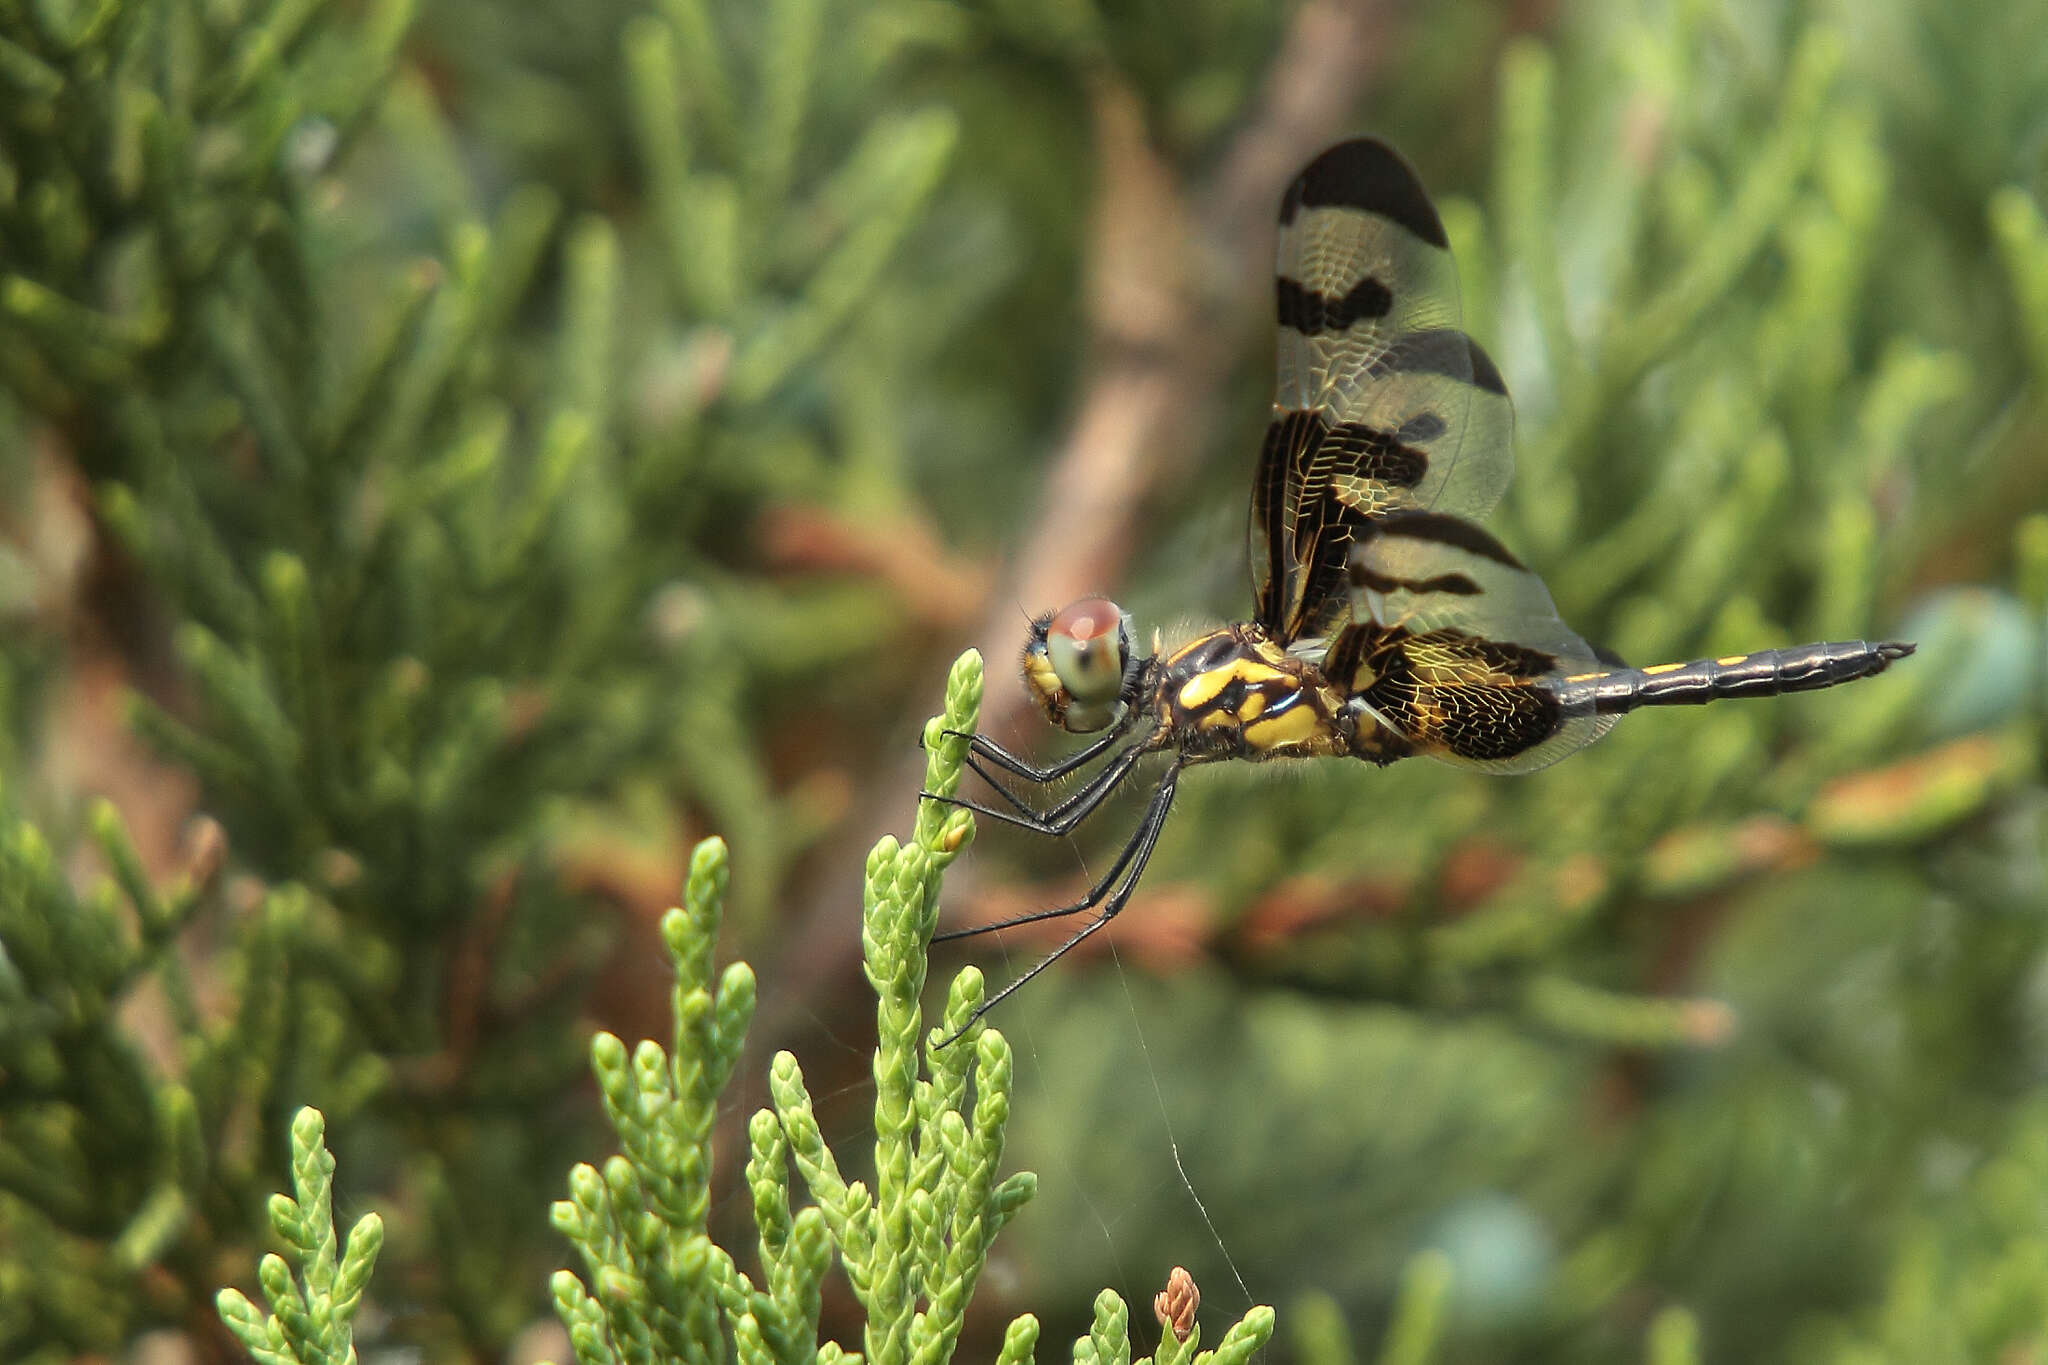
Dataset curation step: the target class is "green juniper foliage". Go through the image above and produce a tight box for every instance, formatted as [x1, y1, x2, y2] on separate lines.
[215, 1108, 385, 1365]
[223, 653, 1714, 1365]
[5, 0, 971, 1354]
[539, 651, 1278, 1365]
[206, 653, 1727, 1365]
[0, 783, 339, 1356]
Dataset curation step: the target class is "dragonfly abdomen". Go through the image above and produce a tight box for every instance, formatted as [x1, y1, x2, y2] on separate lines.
[1556, 640, 1915, 715]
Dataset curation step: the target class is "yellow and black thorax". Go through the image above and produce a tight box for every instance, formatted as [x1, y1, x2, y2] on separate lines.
[1154, 626, 1359, 761]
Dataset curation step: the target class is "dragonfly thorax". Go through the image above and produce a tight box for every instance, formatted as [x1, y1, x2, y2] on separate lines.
[1158, 626, 1357, 761]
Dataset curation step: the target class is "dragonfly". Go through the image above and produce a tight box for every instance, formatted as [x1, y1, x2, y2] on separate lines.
[928, 138, 1913, 1031]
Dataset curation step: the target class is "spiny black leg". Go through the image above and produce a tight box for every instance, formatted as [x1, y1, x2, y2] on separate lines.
[959, 746, 1121, 822]
[934, 761, 1183, 1048]
[950, 724, 1130, 784]
[924, 740, 1148, 838]
[926, 745, 1138, 835]
[955, 720, 1141, 819]
[933, 777, 1161, 943]
[959, 751, 1054, 821]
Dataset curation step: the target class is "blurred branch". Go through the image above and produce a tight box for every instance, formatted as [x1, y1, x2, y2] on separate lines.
[760, 0, 1398, 1047]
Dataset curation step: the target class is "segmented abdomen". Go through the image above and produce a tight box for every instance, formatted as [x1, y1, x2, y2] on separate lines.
[1553, 640, 1915, 716]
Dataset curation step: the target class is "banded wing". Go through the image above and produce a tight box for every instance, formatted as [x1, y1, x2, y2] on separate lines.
[1251, 139, 1515, 647]
[1328, 511, 1618, 773]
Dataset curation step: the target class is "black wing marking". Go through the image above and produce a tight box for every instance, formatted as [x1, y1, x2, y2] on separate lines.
[1331, 514, 1917, 772]
[1251, 139, 1515, 647]
[1328, 510, 1616, 773]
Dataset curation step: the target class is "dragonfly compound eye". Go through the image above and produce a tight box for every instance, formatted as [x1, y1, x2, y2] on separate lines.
[1043, 597, 1129, 730]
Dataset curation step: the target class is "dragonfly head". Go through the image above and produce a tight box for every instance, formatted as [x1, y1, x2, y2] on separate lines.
[1023, 596, 1134, 733]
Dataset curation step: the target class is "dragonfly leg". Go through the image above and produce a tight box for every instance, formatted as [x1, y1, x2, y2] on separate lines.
[934, 761, 1183, 1047]
[922, 739, 1148, 837]
[958, 720, 1140, 819]
[958, 751, 1057, 821]
[951, 725, 1129, 784]
[932, 766, 1167, 943]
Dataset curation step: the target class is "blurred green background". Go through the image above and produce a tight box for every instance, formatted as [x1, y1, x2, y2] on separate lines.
[3, 0, 2046, 1359]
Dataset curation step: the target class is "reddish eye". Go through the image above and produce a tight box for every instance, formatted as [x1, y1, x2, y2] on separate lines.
[1046, 597, 1128, 709]
[1050, 597, 1120, 645]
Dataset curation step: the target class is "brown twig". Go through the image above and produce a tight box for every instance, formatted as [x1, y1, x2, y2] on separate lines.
[756, 0, 1399, 1050]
